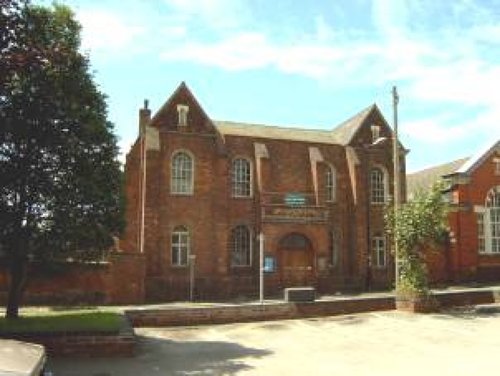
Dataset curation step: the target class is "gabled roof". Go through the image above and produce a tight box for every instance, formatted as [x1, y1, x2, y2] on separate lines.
[214, 121, 339, 145]
[407, 158, 469, 198]
[331, 104, 379, 145]
[453, 140, 500, 175]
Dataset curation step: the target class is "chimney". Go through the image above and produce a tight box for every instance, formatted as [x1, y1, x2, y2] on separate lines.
[139, 99, 151, 135]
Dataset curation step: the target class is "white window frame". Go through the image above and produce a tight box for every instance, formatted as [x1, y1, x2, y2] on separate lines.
[370, 166, 387, 204]
[171, 226, 190, 266]
[372, 235, 386, 268]
[171, 150, 194, 195]
[230, 225, 252, 267]
[177, 104, 189, 127]
[477, 187, 500, 254]
[231, 157, 252, 198]
[326, 164, 336, 202]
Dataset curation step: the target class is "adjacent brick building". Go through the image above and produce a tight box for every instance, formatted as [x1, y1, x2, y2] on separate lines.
[121, 82, 406, 301]
[408, 140, 500, 283]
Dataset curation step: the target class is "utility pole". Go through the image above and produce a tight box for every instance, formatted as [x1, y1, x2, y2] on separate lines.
[139, 101, 148, 254]
[392, 86, 400, 291]
[259, 233, 264, 304]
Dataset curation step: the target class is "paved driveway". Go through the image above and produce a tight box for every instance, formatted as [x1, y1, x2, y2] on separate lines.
[48, 309, 500, 375]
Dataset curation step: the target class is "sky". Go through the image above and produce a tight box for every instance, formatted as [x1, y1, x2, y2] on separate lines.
[37, 0, 500, 172]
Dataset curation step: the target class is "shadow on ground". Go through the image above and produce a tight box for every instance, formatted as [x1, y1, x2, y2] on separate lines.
[48, 334, 272, 376]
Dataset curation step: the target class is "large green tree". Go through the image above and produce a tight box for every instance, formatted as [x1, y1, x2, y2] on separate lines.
[0, 0, 123, 318]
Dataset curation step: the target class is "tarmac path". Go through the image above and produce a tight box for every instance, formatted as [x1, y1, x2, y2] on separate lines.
[48, 308, 500, 375]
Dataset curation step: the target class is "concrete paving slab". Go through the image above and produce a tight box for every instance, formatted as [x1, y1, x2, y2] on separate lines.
[48, 308, 500, 376]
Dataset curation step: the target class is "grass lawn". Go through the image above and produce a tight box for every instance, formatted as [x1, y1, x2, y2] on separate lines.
[0, 310, 124, 334]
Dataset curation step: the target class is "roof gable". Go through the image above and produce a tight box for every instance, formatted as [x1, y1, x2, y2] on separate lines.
[453, 140, 500, 175]
[331, 104, 393, 146]
[150, 82, 218, 135]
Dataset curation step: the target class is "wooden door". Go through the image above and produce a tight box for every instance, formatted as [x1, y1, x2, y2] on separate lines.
[279, 233, 314, 287]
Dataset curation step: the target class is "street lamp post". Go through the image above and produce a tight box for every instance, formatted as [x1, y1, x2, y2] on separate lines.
[259, 233, 264, 304]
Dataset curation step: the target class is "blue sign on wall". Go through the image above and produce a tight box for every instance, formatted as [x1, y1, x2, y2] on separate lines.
[285, 193, 306, 207]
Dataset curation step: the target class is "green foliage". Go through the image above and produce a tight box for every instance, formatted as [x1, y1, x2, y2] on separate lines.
[385, 182, 449, 296]
[0, 311, 123, 334]
[0, 0, 124, 317]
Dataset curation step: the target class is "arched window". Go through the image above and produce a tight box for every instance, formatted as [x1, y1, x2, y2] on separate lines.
[370, 167, 386, 204]
[479, 187, 500, 254]
[326, 165, 336, 202]
[230, 225, 252, 266]
[372, 234, 386, 268]
[171, 151, 193, 194]
[232, 158, 252, 197]
[171, 226, 190, 266]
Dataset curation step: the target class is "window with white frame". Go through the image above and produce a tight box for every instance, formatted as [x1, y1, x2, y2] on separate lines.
[171, 226, 190, 266]
[177, 104, 189, 127]
[478, 187, 500, 254]
[231, 158, 252, 197]
[326, 165, 336, 202]
[372, 235, 386, 268]
[230, 225, 252, 266]
[370, 167, 386, 204]
[171, 151, 193, 194]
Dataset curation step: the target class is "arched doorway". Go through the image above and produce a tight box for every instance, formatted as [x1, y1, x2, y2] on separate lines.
[278, 233, 314, 287]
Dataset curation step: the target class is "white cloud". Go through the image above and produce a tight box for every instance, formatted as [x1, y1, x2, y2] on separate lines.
[77, 9, 146, 57]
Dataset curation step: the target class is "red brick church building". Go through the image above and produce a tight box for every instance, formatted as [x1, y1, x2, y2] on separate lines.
[121, 82, 406, 301]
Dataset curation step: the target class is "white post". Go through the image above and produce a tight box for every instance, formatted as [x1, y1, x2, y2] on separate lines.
[259, 232, 264, 304]
[189, 254, 196, 302]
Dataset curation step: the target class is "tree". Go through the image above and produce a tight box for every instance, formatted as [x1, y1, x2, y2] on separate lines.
[0, 1, 123, 318]
[385, 182, 449, 298]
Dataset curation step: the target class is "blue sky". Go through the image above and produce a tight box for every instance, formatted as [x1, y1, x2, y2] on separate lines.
[39, 0, 500, 172]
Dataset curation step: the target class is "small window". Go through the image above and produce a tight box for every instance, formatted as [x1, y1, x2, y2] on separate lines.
[232, 158, 252, 197]
[177, 104, 189, 127]
[372, 235, 386, 268]
[494, 158, 500, 176]
[171, 151, 193, 195]
[370, 167, 386, 204]
[371, 124, 380, 142]
[326, 165, 336, 202]
[231, 225, 252, 266]
[478, 212, 485, 253]
[172, 226, 190, 266]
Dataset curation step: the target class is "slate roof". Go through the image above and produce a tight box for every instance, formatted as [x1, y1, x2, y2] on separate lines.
[214, 104, 377, 146]
[406, 158, 469, 198]
[214, 121, 339, 145]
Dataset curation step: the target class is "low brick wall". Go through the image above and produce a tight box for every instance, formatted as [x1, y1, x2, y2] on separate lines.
[126, 287, 500, 327]
[1, 320, 136, 357]
[126, 296, 395, 327]
[434, 288, 500, 308]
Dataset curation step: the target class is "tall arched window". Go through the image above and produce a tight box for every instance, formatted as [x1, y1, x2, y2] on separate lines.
[171, 151, 193, 194]
[230, 225, 252, 266]
[370, 167, 386, 204]
[171, 226, 190, 266]
[232, 158, 252, 197]
[478, 187, 500, 254]
[326, 165, 336, 202]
